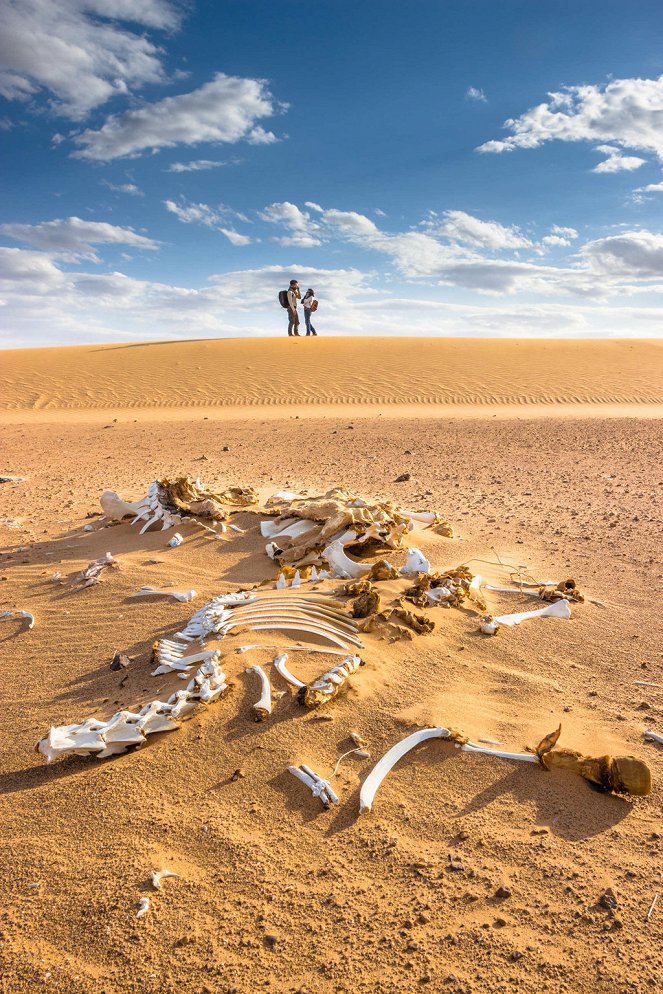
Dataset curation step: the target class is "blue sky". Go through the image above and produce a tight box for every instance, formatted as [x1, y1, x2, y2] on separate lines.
[2, 0, 663, 346]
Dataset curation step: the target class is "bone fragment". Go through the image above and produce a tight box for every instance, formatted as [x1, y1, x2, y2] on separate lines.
[647, 894, 659, 921]
[151, 869, 178, 890]
[100, 490, 142, 520]
[168, 533, 183, 548]
[399, 509, 439, 525]
[400, 548, 431, 576]
[635, 681, 663, 689]
[644, 731, 663, 745]
[136, 898, 150, 919]
[323, 540, 371, 579]
[129, 586, 197, 603]
[245, 664, 272, 720]
[276, 572, 287, 589]
[273, 653, 305, 689]
[0, 609, 35, 629]
[288, 764, 338, 807]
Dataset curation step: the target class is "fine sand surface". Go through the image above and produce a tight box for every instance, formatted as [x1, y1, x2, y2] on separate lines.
[0, 337, 661, 994]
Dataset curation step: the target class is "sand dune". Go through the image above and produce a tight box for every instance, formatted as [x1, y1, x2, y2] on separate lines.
[1, 338, 661, 994]
[2, 337, 662, 417]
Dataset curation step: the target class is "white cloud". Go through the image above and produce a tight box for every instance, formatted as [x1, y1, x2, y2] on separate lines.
[1, 251, 661, 348]
[101, 180, 143, 196]
[541, 226, 579, 248]
[633, 181, 663, 194]
[434, 210, 532, 250]
[72, 73, 284, 161]
[219, 228, 251, 247]
[581, 230, 663, 278]
[592, 145, 646, 173]
[478, 74, 663, 164]
[164, 198, 251, 241]
[0, 0, 180, 119]
[0, 216, 159, 261]
[167, 159, 235, 172]
[466, 86, 487, 103]
[259, 202, 322, 247]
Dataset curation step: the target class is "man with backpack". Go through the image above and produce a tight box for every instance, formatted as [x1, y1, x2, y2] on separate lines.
[278, 279, 301, 336]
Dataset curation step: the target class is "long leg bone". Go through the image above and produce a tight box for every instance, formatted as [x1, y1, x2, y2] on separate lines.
[129, 586, 197, 603]
[245, 664, 272, 720]
[482, 598, 572, 632]
[644, 731, 663, 745]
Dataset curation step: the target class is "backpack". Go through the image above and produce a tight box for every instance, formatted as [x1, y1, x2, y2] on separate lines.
[310, 299, 318, 312]
[278, 289, 290, 309]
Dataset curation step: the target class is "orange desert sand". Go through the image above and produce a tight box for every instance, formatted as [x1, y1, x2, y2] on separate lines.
[0, 337, 662, 994]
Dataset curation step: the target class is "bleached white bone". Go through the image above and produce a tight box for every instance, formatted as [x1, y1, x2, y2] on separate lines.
[276, 572, 287, 589]
[645, 730, 663, 745]
[468, 574, 483, 601]
[399, 509, 438, 525]
[223, 620, 356, 650]
[323, 540, 371, 579]
[480, 617, 500, 635]
[485, 584, 540, 596]
[359, 728, 450, 814]
[400, 548, 430, 576]
[151, 869, 178, 890]
[301, 655, 362, 706]
[260, 517, 296, 538]
[426, 587, 452, 604]
[129, 586, 197, 603]
[100, 490, 142, 521]
[493, 599, 572, 627]
[273, 652, 304, 688]
[360, 728, 539, 814]
[246, 664, 272, 719]
[37, 659, 228, 763]
[136, 898, 150, 919]
[1, 609, 35, 629]
[291, 570, 301, 588]
[288, 764, 338, 807]
[267, 489, 306, 505]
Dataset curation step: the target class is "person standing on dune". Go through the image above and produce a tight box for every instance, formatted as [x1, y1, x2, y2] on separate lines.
[286, 279, 301, 336]
[301, 288, 318, 336]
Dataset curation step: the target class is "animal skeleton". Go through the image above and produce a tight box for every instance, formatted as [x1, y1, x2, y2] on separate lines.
[74, 552, 119, 589]
[360, 724, 651, 813]
[37, 658, 229, 763]
[288, 764, 339, 807]
[151, 591, 362, 674]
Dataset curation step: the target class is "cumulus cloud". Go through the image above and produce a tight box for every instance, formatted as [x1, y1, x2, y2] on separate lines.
[466, 86, 487, 103]
[0, 0, 181, 119]
[633, 181, 663, 195]
[218, 228, 251, 247]
[0, 216, 159, 261]
[581, 230, 663, 278]
[259, 202, 322, 247]
[167, 159, 235, 172]
[1, 250, 661, 348]
[72, 73, 284, 161]
[592, 145, 646, 173]
[433, 210, 532, 250]
[478, 74, 663, 164]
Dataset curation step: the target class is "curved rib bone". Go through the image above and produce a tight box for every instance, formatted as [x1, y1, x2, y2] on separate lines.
[245, 664, 272, 720]
[360, 728, 451, 813]
[273, 652, 304, 688]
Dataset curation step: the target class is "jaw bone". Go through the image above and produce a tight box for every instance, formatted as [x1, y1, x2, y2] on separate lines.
[37, 658, 229, 763]
[298, 655, 363, 708]
[323, 540, 371, 579]
[245, 664, 272, 720]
